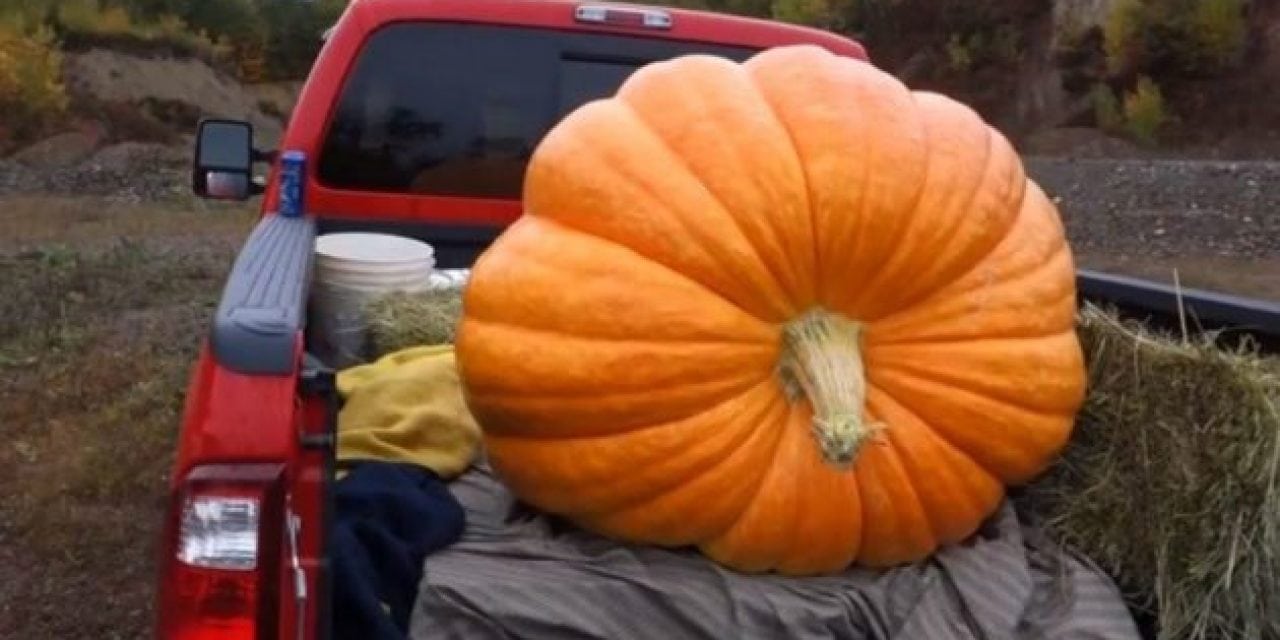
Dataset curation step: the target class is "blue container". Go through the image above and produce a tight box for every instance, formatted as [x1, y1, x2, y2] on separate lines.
[278, 150, 307, 217]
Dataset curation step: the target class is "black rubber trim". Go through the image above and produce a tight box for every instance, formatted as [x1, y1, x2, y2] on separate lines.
[299, 354, 338, 640]
[1078, 268, 1280, 353]
[211, 215, 316, 375]
[316, 216, 502, 269]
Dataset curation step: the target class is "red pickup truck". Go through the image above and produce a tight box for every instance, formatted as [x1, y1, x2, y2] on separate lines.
[158, 1, 870, 638]
[157, 0, 1280, 638]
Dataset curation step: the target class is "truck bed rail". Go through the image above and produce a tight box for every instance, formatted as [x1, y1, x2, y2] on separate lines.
[211, 214, 316, 375]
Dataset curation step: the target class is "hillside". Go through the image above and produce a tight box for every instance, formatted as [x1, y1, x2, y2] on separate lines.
[3, 0, 1279, 160]
[0, 0, 336, 154]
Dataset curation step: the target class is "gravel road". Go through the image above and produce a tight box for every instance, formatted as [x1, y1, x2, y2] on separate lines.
[4, 146, 1279, 264]
[1025, 157, 1280, 260]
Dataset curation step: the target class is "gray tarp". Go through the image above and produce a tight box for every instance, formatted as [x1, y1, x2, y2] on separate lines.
[411, 462, 1139, 640]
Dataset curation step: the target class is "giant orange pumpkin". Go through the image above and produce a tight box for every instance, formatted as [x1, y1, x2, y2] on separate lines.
[455, 45, 1086, 575]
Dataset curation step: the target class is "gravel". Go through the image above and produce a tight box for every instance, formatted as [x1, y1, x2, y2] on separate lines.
[3, 144, 1279, 264]
[0, 142, 191, 204]
[1025, 157, 1280, 260]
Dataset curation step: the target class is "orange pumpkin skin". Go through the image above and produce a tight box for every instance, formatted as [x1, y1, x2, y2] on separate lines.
[455, 45, 1085, 575]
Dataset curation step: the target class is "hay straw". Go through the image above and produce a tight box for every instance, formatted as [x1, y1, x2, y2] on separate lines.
[364, 287, 464, 356]
[1019, 303, 1280, 640]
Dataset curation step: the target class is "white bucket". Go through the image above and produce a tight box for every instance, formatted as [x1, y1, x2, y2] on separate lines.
[310, 232, 436, 368]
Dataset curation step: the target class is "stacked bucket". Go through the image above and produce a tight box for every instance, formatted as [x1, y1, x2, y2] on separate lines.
[310, 232, 437, 368]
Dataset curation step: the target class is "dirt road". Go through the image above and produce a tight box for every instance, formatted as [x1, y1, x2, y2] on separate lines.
[1030, 157, 1280, 300]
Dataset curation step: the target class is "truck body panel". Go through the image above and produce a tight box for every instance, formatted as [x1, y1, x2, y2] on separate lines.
[161, 2, 873, 638]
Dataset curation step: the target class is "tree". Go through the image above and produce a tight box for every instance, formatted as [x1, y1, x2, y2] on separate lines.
[259, 0, 345, 80]
[178, 0, 261, 43]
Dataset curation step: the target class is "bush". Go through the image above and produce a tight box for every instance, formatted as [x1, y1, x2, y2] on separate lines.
[0, 1, 53, 33]
[56, 0, 134, 37]
[37, 0, 226, 67]
[945, 32, 975, 73]
[1122, 76, 1167, 145]
[1090, 83, 1124, 134]
[0, 22, 70, 145]
[1, 0, 343, 87]
[1102, 0, 1143, 74]
[1104, 0, 1249, 77]
[257, 0, 348, 81]
[1188, 0, 1248, 69]
[1089, 77, 1168, 146]
[769, 0, 851, 29]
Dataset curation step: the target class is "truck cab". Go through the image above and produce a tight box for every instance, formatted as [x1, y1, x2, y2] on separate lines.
[158, 1, 869, 638]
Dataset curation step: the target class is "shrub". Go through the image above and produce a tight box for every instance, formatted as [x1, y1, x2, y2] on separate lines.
[0, 1, 52, 34]
[56, 0, 134, 37]
[945, 32, 974, 72]
[770, 0, 850, 29]
[1104, 0, 1249, 77]
[1090, 83, 1124, 134]
[0, 22, 70, 145]
[1102, 0, 1144, 73]
[1121, 76, 1168, 145]
[1089, 78, 1169, 145]
[234, 37, 267, 83]
[1187, 0, 1248, 69]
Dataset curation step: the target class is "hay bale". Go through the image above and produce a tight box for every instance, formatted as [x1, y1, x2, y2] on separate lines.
[365, 287, 464, 356]
[1020, 303, 1280, 640]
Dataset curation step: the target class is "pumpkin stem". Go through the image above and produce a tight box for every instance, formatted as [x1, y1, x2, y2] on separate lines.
[779, 308, 880, 469]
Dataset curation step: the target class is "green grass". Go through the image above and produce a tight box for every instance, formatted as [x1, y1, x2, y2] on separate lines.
[0, 195, 252, 639]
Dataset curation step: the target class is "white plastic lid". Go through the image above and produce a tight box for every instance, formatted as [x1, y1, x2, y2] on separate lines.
[314, 232, 435, 264]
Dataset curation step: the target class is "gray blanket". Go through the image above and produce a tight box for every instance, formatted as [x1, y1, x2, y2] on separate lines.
[411, 463, 1139, 640]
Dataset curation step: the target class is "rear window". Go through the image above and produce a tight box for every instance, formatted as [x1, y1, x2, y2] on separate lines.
[317, 23, 757, 199]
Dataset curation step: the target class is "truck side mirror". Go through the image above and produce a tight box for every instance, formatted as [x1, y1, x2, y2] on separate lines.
[193, 119, 269, 200]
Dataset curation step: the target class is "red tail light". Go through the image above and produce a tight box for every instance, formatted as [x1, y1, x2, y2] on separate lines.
[157, 464, 285, 639]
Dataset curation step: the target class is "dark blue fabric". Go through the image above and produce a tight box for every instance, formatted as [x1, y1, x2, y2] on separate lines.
[331, 461, 465, 640]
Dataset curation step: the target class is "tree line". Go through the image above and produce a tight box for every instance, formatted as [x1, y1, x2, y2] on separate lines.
[2, 0, 347, 82]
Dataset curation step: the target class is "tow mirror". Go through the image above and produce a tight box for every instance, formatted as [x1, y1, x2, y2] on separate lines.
[193, 119, 271, 200]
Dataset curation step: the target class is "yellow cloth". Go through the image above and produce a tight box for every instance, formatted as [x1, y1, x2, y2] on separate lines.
[335, 345, 481, 480]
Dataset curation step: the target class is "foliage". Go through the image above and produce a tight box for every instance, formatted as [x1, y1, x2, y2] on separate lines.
[942, 23, 1023, 74]
[945, 32, 975, 73]
[0, 0, 347, 83]
[1091, 77, 1170, 146]
[0, 21, 69, 145]
[657, 0, 1041, 75]
[1188, 0, 1250, 69]
[1090, 83, 1124, 134]
[56, 0, 134, 37]
[1121, 76, 1168, 146]
[1102, 0, 1143, 73]
[257, 0, 348, 81]
[1104, 0, 1249, 77]
[175, 0, 262, 43]
[769, 0, 851, 30]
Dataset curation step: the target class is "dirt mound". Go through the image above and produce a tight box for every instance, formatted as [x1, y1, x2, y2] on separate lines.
[8, 131, 103, 169]
[0, 141, 191, 203]
[62, 48, 284, 148]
